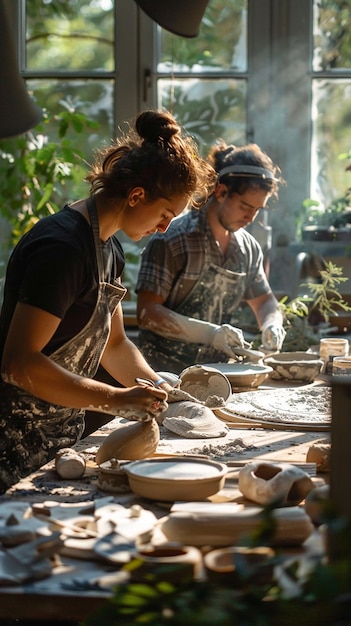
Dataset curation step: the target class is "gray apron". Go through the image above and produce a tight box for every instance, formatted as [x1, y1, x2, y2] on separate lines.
[0, 197, 126, 493]
[139, 257, 246, 374]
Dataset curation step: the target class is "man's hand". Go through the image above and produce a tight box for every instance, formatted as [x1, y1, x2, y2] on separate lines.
[211, 324, 248, 358]
[261, 324, 286, 351]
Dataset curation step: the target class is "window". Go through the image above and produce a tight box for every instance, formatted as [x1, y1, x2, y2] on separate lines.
[1, 0, 350, 285]
[156, 0, 248, 152]
[23, 0, 116, 161]
[311, 0, 351, 208]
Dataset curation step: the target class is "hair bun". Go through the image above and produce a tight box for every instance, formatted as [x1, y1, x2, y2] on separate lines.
[136, 110, 180, 144]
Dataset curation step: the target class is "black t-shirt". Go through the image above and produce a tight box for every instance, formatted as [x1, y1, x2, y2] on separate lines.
[0, 205, 125, 359]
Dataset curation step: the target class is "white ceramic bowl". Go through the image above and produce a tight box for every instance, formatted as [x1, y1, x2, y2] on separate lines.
[263, 351, 324, 382]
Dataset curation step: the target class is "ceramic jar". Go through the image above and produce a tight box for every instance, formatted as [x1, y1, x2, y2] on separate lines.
[319, 338, 349, 374]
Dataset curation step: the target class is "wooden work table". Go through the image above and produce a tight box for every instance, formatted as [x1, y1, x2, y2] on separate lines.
[0, 379, 330, 624]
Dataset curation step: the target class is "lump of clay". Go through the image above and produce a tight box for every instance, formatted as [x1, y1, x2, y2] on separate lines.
[238, 461, 314, 506]
[55, 448, 86, 479]
[95, 419, 160, 465]
[160, 401, 228, 439]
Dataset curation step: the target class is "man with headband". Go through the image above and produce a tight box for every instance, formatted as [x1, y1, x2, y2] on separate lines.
[136, 142, 286, 374]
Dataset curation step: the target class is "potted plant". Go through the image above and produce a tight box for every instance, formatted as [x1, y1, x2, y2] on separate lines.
[279, 260, 351, 351]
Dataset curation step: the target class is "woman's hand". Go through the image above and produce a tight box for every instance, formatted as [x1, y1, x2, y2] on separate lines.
[111, 384, 168, 422]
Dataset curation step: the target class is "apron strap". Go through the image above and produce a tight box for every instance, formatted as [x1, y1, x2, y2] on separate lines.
[86, 196, 105, 284]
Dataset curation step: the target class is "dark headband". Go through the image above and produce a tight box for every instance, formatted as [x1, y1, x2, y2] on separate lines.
[218, 164, 277, 181]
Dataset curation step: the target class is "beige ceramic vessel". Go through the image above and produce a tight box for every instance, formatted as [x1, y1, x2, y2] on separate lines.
[124, 457, 227, 501]
[238, 461, 314, 506]
[204, 545, 275, 586]
[130, 544, 203, 582]
[263, 351, 323, 382]
[203, 362, 273, 388]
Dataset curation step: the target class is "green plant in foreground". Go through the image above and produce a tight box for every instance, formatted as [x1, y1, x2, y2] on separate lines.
[80, 551, 351, 626]
[81, 511, 351, 626]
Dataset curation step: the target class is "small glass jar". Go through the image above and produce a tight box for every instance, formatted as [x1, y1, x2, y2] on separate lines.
[319, 338, 349, 374]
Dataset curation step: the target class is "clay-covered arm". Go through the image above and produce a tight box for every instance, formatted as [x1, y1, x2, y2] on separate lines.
[1, 302, 167, 418]
[137, 290, 247, 352]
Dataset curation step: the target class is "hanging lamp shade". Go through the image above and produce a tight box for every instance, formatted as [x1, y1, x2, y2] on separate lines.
[134, 0, 209, 38]
[0, 0, 43, 139]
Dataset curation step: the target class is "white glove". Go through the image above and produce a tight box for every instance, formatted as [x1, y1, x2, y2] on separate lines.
[211, 323, 246, 358]
[261, 324, 286, 351]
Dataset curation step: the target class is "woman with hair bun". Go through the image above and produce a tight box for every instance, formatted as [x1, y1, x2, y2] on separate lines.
[0, 109, 216, 493]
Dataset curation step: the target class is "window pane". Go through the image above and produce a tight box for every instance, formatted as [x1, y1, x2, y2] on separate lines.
[158, 78, 246, 153]
[157, 0, 247, 73]
[313, 0, 351, 70]
[311, 79, 351, 206]
[27, 78, 114, 199]
[26, 0, 114, 71]
[29, 79, 113, 150]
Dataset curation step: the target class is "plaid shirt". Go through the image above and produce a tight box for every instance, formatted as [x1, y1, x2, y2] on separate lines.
[136, 207, 270, 310]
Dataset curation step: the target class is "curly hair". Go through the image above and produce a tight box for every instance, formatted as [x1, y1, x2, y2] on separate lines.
[207, 141, 285, 200]
[86, 110, 217, 208]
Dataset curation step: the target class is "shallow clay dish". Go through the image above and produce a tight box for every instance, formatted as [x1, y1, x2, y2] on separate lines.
[263, 351, 323, 382]
[179, 364, 232, 403]
[124, 457, 227, 502]
[202, 362, 273, 388]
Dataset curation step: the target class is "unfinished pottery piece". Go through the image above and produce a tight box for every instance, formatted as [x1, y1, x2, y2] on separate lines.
[204, 546, 275, 587]
[203, 362, 273, 388]
[124, 457, 228, 501]
[95, 418, 160, 465]
[130, 544, 203, 582]
[160, 401, 229, 439]
[263, 351, 323, 382]
[58, 503, 157, 562]
[0, 532, 63, 586]
[161, 502, 313, 546]
[97, 459, 130, 493]
[179, 364, 232, 404]
[238, 461, 314, 506]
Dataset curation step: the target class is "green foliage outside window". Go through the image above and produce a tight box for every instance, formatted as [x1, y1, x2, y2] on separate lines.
[0, 101, 99, 247]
